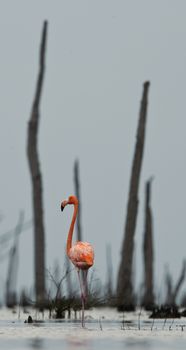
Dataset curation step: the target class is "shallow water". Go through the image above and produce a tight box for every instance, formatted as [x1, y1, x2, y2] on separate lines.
[0, 308, 186, 349]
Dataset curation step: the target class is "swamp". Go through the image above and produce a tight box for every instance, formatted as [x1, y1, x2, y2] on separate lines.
[1, 307, 186, 350]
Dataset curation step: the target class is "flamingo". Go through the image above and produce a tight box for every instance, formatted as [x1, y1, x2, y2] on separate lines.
[61, 195, 94, 327]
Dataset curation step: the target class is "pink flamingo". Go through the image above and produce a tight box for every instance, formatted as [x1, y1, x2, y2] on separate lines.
[61, 195, 94, 327]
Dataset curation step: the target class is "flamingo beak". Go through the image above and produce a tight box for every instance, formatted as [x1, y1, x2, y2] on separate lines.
[61, 200, 68, 211]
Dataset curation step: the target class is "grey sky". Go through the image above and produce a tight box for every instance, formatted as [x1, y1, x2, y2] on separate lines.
[0, 0, 186, 302]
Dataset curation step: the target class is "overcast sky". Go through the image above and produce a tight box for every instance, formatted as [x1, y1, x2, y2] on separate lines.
[0, 0, 186, 303]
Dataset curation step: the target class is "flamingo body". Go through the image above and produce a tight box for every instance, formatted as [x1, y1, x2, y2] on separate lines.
[68, 241, 94, 270]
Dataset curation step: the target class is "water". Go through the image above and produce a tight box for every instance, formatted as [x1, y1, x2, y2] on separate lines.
[0, 308, 186, 349]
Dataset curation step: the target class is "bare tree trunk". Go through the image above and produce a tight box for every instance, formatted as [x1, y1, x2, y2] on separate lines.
[74, 159, 82, 241]
[165, 269, 173, 305]
[172, 260, 186, 302]
[165, 260, 186, 305]
[142, 178, 155, 309]
[6, 211, 24, 307]
[27, 21, 48, 305]
[106, 243, 113, 301]
[65, 255, 73, 298]
[117, 81, 150, 310]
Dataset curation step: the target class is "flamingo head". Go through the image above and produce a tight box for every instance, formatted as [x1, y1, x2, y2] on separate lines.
[61, 195, 78, 211]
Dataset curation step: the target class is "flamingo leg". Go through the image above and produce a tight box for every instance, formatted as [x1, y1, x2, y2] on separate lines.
[77, 269, 88, 328]
[82, 270, 88, 301]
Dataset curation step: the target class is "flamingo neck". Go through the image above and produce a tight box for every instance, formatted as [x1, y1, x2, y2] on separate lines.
[66, 203, 78, 255]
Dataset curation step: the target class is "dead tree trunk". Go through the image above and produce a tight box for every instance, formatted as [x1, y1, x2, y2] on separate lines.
[165, 266, 173, 305]
[165, 260, 186, 305]
[74, 159, 82, 241]
[65, 255, 73, 298]
[27, 21, 48, 306]
[106, 243, 113, 301]
[117, 81, 150, 310]
[142, 178, 155, 309]
[172, 260, 186, 303]
[6, 211, 24, 308]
